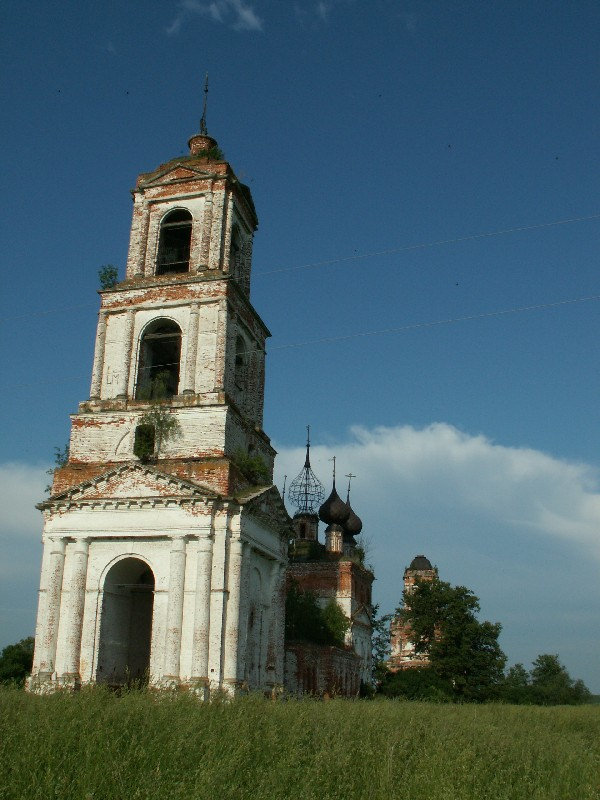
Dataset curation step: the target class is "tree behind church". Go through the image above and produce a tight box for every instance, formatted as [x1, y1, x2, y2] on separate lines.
[381, 578, 506, 701]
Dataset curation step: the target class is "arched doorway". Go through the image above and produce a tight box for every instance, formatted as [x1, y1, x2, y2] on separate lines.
[96, 558, 155, 687]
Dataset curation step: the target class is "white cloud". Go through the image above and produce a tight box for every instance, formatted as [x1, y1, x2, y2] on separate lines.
[0, 462, 48, 541]
[0, 463, 47, 648]
[275, 422, 600, 688]
[275, 423, 600, 560]
[167, 0, 263, 35]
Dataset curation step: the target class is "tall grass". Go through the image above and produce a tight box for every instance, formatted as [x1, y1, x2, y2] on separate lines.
[0, 686, 598, 800]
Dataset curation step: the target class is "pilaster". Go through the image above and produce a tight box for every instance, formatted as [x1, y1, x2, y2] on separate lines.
[162, 537, 187, 683]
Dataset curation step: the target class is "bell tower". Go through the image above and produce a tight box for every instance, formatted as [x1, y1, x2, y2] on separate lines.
[29, 112, 290, 695]
[53, 121, 272, 497]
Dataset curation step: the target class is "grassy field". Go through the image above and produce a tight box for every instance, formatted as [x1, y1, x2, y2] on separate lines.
[0, 687, 598, 800]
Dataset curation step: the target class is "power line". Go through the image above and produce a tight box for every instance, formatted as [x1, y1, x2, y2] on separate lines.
[256, 212, 600, 276]
[2, 211, 599, 323]
[270, 294, 600, 351]
[12, 293, 600, 389]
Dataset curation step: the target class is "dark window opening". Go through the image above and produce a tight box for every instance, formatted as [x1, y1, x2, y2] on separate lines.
[235, 335, 248, 389]
[230, 226, 242, 277]
[299, 522, 307, 539]
[134, 424, 156, 461]
[136, 319, 182, 400]
[157, 209, 192, 275]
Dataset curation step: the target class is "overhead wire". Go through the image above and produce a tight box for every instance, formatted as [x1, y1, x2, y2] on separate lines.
[2, 211, 599, 323]
[256, 212, 600, 276]
[11, 292, 600, 390]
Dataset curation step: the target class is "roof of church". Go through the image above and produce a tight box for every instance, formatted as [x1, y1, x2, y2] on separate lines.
[408, 555, 433, 570]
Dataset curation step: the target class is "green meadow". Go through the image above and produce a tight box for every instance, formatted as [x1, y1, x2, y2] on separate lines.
[0, 687, 598, 800]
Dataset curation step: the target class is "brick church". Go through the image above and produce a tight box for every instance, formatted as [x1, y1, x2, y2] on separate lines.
[28, 113, 374, 696]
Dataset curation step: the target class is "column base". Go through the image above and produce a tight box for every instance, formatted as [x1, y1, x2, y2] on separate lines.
[57, 672, 82, 690]
[25, 672, 57, 694]
[155, 676, 181, 690]
[187, 677, 210, 700]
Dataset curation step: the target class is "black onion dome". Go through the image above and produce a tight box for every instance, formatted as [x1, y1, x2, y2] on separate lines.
[319, 486, 351, 525]
[409, 555, 433, 570]
[343, 504, 363, 536]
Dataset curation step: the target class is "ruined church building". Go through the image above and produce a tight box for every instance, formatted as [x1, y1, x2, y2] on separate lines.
[28, 115, 375, 696]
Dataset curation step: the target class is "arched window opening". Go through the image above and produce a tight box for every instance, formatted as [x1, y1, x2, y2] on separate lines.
[133, 424, 155, 461]
[230, 226, 242, 278]
[157, 209, 192, 275]
[136, 319, 182, 400]
[235, 335, 248, 389]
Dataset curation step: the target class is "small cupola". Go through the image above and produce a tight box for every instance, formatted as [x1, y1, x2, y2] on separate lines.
[187, 74, 221, 158]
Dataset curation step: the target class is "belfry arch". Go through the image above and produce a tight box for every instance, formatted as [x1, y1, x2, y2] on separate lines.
[135, 318, 182, 400]
[96, 557, 155, 686]
[156, 208, 192, 275]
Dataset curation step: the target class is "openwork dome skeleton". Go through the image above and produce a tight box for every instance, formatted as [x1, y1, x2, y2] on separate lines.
[287, 426, 324, 513]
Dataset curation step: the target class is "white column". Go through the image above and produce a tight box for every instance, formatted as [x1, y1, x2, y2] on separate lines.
[207, 509, 229, 687]
[136, 202, 150, 276]
[208, 189, 226, 270]
[35, 537, 66, 677]
[182, 304, 200, 395]
[190, 532, 214, 687]
[222, 534, 245, 689]
[199, 194, 213, 267]
[235, 542, 251, 683]
[60, 539, 90, 682]
[163, 538, 187, 682]
[214, 300, 228, 392]
[116, 309, 135, 399]
[90, 312, 107, 400]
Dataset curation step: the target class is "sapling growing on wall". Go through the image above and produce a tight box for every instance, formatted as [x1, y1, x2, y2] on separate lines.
[98, 264, 119, 290]
[45, 443, 69, 493]
[134, 372, 181, 461]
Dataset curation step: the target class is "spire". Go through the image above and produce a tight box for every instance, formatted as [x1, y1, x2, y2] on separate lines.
[188, 72, 218, 156]
[200, 72, 209, 135]
[288, 426, 325, 514]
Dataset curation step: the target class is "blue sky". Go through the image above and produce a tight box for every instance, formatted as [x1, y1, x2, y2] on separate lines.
[1, 0, 599, 690]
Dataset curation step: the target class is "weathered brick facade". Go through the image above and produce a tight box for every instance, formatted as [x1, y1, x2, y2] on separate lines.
[28, 129, 290, 696]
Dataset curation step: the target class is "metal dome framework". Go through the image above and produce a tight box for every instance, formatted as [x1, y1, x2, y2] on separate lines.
[287, 426, 324, 514]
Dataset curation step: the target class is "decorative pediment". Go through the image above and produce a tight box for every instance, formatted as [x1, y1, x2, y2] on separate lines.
[351, 606, 372, 627]
[239, 485, 292, 534]
[39, 463, 219, 509]
[140, 163, 214, 187]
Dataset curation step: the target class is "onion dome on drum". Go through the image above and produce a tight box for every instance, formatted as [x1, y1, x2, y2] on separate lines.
[319, 485, 350, 525]
[344, 503, 362, 537]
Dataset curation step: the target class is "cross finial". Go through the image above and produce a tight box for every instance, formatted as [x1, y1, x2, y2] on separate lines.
[200, 73, 209, 135]
[282, 474, 287, 500]
[345, 473, 356, 502]
[329, 456, 336, 486]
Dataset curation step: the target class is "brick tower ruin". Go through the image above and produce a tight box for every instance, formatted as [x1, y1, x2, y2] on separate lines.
[28, 120, 290, 695]
[388, 555, 437, 671]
